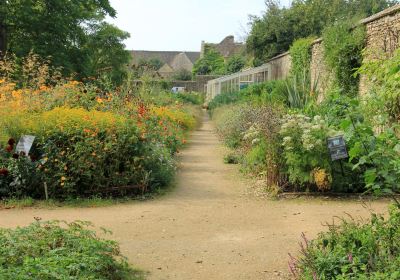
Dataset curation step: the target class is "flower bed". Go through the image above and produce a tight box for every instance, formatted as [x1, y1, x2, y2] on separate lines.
[0, 73, 198, 199]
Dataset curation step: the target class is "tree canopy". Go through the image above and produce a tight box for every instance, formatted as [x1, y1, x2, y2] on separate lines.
[193, 45, 226, 75]
[0, 0, 130, 84]
[246, 0, 398, 63]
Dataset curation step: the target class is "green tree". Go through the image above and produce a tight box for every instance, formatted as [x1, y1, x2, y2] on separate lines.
[137, 58, 163, 71]
[172, 68, 192, 81]
[193, 45, 226, 75]
[226, 55, 246, 74]
[82, 23, 131, 84]
[1, 0, 130, 83]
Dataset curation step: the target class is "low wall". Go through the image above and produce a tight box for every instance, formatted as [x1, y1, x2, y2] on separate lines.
[268, 52, 291, 80]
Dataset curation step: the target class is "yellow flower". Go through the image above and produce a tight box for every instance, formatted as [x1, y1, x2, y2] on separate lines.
[61, 176, 66, 181]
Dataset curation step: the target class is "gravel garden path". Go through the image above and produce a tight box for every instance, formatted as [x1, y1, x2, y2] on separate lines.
[0, 111, 389, 280]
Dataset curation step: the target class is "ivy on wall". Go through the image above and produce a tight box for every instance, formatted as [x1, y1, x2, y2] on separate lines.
[322, 22, 366, 96]
[289, 37, 315, 79]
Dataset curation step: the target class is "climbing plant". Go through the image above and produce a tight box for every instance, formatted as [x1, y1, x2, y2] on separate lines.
[322, 21, 366, 96]
[289, 37, 315, 78]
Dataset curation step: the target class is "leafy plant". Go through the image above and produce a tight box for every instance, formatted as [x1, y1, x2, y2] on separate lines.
[0, 220, 143, 279]
[358, 47, 400, 121]
[193, 45, 226, 75]
[280, 114, 337, 191]
[226, 55, 246, 74]
[172, 69, 192, 81]
[284, 70, 318, 109]
[289, 37, 315, 79]
[224, 153, 240, 165]
[290, 206, 400, 279]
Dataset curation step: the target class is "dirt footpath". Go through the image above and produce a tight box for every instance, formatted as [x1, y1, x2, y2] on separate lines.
[0, 112, 389, 280]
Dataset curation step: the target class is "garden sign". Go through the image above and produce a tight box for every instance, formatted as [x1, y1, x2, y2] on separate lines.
[15, 135, 35, 156]
[327, 135, 348, 161]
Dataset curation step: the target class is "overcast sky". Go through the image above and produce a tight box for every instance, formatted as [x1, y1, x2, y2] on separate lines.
[107, 0, 292, 52]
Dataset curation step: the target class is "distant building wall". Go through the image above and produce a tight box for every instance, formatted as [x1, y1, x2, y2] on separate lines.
[201, 36, 245, 59]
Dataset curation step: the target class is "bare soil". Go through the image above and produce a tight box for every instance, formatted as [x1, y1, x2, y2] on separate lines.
[0, 112, 389, 279]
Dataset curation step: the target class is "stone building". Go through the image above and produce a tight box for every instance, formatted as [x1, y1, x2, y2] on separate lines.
[201, 35, 245, 60]
[130, 35, 245, 79]
[130, 50, 200, 78]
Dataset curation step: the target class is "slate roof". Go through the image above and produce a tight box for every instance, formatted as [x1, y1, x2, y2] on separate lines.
[130, 50, 200, 66]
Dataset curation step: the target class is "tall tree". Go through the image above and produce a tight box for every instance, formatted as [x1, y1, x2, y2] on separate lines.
[0, 0, 8, 56]
[1, 0, 130, 83]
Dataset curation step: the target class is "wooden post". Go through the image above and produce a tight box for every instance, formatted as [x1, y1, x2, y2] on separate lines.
[44, 182, 49, 201]
[0, 24, 6, 56]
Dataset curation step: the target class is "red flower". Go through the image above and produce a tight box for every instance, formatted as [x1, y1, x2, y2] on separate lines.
[0, 168, 9, 176]
[5, 145, 13, 153]
[7, 138, 16, 146]
[138, 103, 147, 118]
[30, 154, 38, 162]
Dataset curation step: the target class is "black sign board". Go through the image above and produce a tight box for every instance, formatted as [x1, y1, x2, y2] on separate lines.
[327, 135, 348, 161]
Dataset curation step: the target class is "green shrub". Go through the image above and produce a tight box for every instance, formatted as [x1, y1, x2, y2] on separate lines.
[0, 220, 142, 279]
[208, 91, 241, 112]
[242, 138, 268, 175]
[213, 103, 285, 186]
[213, 105, 244, 148]
[208, 80, 287, 112]
[224, 153, 240, 165]
[290, 206, 400, 279]
[280, 114, 337, 191]
[175, 92, 204, 105]
[0, 108, 176, 199]
[283, 72, 318, 110]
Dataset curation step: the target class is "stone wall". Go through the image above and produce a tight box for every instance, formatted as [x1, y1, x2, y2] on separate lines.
[359, 4, 400, 94]
[268, 52, 291, 80]
[310, 5, 400, 98]
[310, 39, 335, 101]
[207, 5, 400, 100]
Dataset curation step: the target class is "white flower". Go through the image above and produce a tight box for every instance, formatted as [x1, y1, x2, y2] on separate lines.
[252, 138, 261, 146]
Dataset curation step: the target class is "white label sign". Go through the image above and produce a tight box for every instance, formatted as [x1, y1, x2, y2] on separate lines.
[15, 135, 35, 155]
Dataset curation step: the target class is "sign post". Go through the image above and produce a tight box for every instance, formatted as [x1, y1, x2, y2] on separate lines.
[15, 135, 36, 156]
[327, 135, 348, 176]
